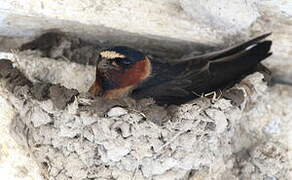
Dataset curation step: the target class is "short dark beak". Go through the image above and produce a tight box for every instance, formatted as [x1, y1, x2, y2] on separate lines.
[97, 59, 109, 70]
[97, 59, 120, 72]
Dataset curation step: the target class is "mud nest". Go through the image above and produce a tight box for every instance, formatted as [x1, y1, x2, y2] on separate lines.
[0, 32, 289, 180]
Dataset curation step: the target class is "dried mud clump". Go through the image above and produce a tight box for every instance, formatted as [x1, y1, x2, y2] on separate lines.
[0, 59, 32, 92]
[232, 142, 289, 180]
[20, 32, 100, 65]
[0, 59, 79, 110]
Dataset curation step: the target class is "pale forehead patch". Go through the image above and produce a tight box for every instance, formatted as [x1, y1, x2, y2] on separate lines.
[100, 51, 125, 59]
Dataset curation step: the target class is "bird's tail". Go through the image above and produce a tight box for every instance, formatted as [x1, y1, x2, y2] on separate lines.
[208, 35, 272, 88]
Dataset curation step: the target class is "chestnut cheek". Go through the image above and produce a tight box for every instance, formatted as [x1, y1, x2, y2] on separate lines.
[112, 59, 150, 88]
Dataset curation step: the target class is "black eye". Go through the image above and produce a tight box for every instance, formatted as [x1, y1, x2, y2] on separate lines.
[115, 58, 132, 66]
[121, 59, 132, 65]
[97, 54, 102, 62]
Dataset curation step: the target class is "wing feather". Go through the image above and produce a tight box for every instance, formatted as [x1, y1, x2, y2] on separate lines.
[131, 33, 272, 104]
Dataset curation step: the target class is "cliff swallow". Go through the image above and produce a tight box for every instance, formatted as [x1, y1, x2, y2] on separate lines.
[89, 33, 272, 105]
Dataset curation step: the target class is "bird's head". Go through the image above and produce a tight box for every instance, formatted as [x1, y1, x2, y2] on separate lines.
[91, 46, 151, 98]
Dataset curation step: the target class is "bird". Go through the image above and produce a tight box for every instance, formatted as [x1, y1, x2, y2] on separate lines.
[89, 33, 272, 105]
